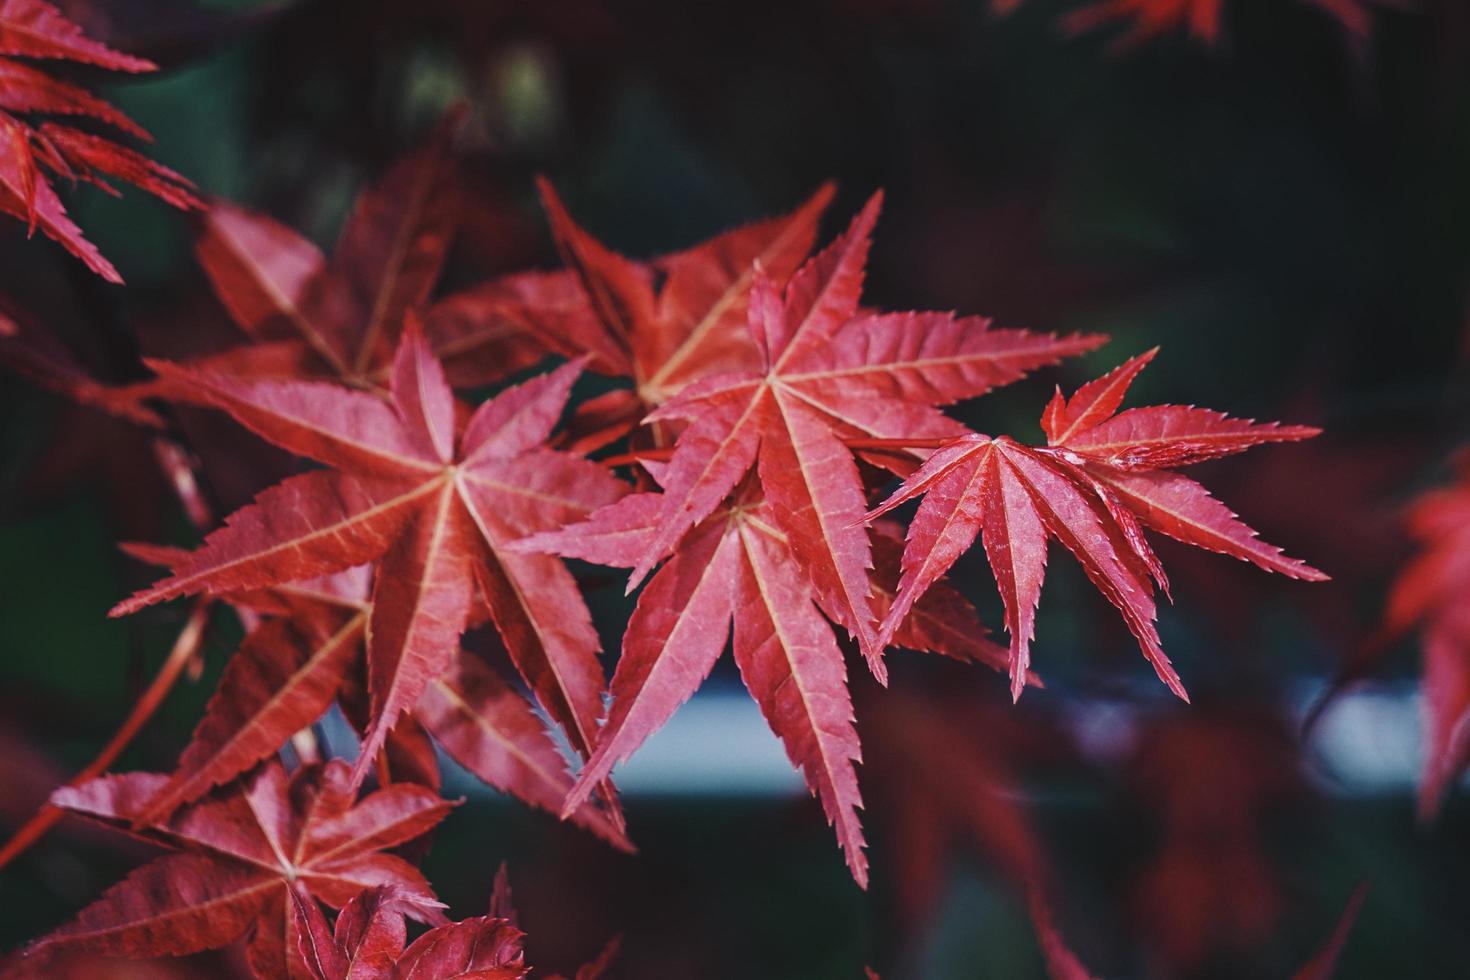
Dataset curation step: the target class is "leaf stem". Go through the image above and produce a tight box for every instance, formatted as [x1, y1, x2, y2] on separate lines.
[376, 748, 392, 787]
[0, 601, 210, 872]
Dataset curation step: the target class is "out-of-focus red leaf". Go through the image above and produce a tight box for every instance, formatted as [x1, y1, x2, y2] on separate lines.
[997, 0, 1386, 52]
[1371, 452, 1470, 819]
[1028, 887, 1099, 980]
[1293, 882, 1369, 980]
[181, 123, 559, 392]
[1128, 707, 1305, 973]
[863, 692, 1053, 924]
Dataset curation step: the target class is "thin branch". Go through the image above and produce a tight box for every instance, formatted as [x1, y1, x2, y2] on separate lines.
[0, 601, 210, 872]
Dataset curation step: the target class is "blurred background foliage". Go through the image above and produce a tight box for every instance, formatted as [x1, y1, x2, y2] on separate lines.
[2, 0, 1470, 976]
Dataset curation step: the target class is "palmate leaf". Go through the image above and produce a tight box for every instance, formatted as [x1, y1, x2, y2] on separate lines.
[112, 325, 629, 824]
[524, 488, 867, 883]
[35, 760, 451, 979]
[293, 886, 437, 980]
[530, 178, 836, 449]
[870, 349, 1326, 701]
[291, 869, 615, 980]
[154, 123, 575, 396]
[514, 486, 1017, 888]
[293, 886, 527, 980]
[138, 600, 364, 822]
[192, 130, 462, 379]
[126, 562, 627, 849]
[0, 1, 198, 280]
[626, 194, 1102, 682]
[869, 520, 1014, 675]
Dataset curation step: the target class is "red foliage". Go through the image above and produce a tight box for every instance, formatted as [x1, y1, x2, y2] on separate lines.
[0, 0, 198, 281]
[33, 761, 452, 977]
[533, 178, 837, 450]
[1376, 451, 1470, 818]
[868, 348, 1325, 701]
[1128, 708, 1304, 971]
[997, 0, 1384, 50]
[167, 123, 573, 394]
[0, 101, 1353, 972]
[114, 326, 630, 827]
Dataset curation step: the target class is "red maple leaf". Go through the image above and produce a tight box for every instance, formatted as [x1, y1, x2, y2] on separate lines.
[1374, 451, 1470, 818]
[0, 0, 199, 281]
[514, 483, 1014, 887]
[33, 760, 452, 978]
[869, 348, 1326, 700]
[291, 871, 618, 980]
[111, 325, 628, 815]
[531, 178, 836, 451]
[148, 123, 574, 397]
[611, 193, 1101, 682]
[293, 885, 526, 980]
[126, 560, 628, 850]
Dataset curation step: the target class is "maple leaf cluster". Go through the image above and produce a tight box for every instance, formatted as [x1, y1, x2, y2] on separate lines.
[1, 116, 1332, 973]
[0, 0, 200, 281]
[24, 760, 610, 979]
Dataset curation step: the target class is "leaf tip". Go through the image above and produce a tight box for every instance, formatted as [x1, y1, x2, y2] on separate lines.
[867, 654, 889, 687]
[558, 777, 598, 822]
